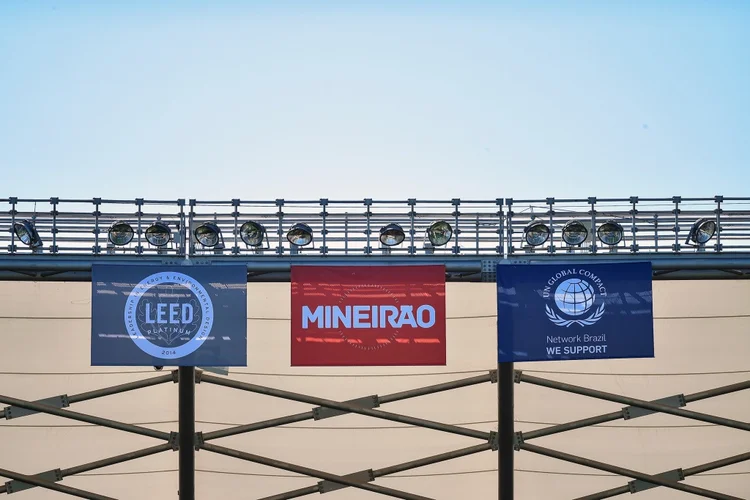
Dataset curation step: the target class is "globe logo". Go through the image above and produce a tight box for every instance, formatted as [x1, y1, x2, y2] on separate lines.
[554, 278, 595, 316]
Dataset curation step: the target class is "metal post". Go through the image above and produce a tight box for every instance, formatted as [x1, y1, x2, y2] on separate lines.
[498, 362, 514, 500]
[178, 367, 195, 500]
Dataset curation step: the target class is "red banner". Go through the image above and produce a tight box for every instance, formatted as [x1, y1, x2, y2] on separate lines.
[291, 265, 446, 366]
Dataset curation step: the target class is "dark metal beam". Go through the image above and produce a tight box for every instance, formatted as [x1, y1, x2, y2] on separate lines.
[260, 443, 492, 500]
[201, 442, 435, 500]
[200, 374, 492, 442]
[520, 443, 743, 500]
[517, 372, 750, 431]
[0, 394, 174, 440]
[0, 467, 116, 500]
[67, 372, 176, 404]
[178, 366, 196, 500]
[0, 444, 174, 495]
[576, 452, 750, 500]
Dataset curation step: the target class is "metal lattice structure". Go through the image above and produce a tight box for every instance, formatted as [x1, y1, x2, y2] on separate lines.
[1, 195, 749, 499]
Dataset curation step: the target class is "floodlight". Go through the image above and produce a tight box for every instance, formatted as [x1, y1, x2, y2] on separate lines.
[687, 218, 716, 245]
[108, 221, 134, 246]
[524, 220, 550, 247]
[194, 222, 222, 248]
[561, 220, 588, 246]
[13, 220, 42, 248]
[379, 223, 405, 246]
[597, 220, 624, 246]
[287, 223, 313, 246]
[427, 221, 452, 246]
[145, 222, 172, 247]
[240, 221, 266, 247]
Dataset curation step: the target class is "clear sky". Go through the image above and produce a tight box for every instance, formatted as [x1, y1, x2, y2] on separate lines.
[1, 1, 748, 202]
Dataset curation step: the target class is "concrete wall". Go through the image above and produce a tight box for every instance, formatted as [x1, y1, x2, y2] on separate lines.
[0, 280, 748, 499]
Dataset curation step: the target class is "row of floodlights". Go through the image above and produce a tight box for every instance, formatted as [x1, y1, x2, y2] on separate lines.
[523, 218, 717, 246]
[10, 219, 455, 249]
[193, 220, 454, 248]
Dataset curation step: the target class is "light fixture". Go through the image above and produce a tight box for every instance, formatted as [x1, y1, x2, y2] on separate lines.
[597, 220, 624, 246]
[686, 218, 716, 245]
[524, 220, 550, 247]
[240, 221, 266, 247]
[108, 221, 134, 246]
[145, 222, 172, 247]
[287, 223, 313, 246]
[13, 220, 43, 248]
[561, 220, 588, 246]
[194, 222, 223, 248]
[426, 221, 452, 246]
[379, 223, 405, 246]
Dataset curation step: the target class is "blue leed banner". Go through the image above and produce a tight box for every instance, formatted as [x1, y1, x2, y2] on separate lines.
[91, 265, 247, 367]
[497, 262, 654, 362]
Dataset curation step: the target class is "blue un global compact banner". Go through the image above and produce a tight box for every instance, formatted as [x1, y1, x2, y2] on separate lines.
[91, 265, 248, 366]
[497, 262, 654, 362]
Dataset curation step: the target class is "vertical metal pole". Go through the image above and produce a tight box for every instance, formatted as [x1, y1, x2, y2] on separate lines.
[498, 362, 514, 499]
[178, 367, 195, 500]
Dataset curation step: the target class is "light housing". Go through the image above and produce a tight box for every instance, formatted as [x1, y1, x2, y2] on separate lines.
[108, 221, 134, 246]
[13, 220, 43, 248]
[194, 222, 222, 248]
[426, 221, 452, 246]
[379, 223, 405, 246]
[240, 221, 266, 247]
[145, 222, 172, 247]
[287, 223, 313, 246]
[524, 220, 550, 247]
[561, 220, 588, 246]
[687, 218, 716, 245]
[597, 220, 624, 246]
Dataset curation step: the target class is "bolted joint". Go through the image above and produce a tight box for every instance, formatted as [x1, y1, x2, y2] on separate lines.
[171, 370, 180, 383]
[489, 431, 499, 450]
[194, 431, 204, 451]
[195, 370, 203, 384]
[513, 370, 523, 383]
[169, 432, 180, 450]
[513, 432, 524, 450]
[489, 369, 498, 383]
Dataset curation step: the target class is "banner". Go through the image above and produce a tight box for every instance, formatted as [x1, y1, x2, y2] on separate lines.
[291, 265, 446, 366]
[497, 262, 654, 362]
[91, 265, 247, 366]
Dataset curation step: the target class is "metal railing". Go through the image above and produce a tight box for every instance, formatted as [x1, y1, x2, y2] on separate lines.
[3, 197, 750, 258]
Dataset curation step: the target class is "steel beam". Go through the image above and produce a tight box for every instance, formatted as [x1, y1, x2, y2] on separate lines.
[178, 366, 196, 500]
[0, 444, 173, 494]
[201, 442, 435, 500]
[0, 394, 174, 441]
[516, 372, 750, 431]
[577, 452, 750, 500]
[0, 467, 115, 500]
[519, 443, 744, 500]
[520, 379, 750, 441]
[67, 372, 176, 404]
[200, 374, 492, 442]
[260, 443, 494, 499]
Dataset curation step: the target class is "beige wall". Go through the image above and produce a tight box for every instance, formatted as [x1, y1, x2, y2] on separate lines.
[0, 280, 748, 499]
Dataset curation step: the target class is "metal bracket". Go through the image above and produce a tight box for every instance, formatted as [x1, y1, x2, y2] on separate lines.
[513, 431, 524, 450]
[313, 395, 379, 420]
[169, 432, 180, 451]
[5, 469, 62, 493]
[622, 394, 686, 420]
[629, 468, 684, 493]
[489, 369, 498, 383]
[489, 431, 499, 450]
[194, 432, 204, 451]
[513, 370, 523, 383]
[4, 395, 69, 420]
[318, 470, 375, 493]
[481, 259, 499, 282]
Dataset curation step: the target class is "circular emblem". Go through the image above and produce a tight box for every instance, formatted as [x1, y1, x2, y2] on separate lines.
[543, 269, 607, 327]
[554, 278, 595, 316]
[124, 272, 213, 359]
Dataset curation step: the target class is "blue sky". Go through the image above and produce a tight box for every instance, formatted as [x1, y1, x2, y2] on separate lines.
[1, 1, 748, 201]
